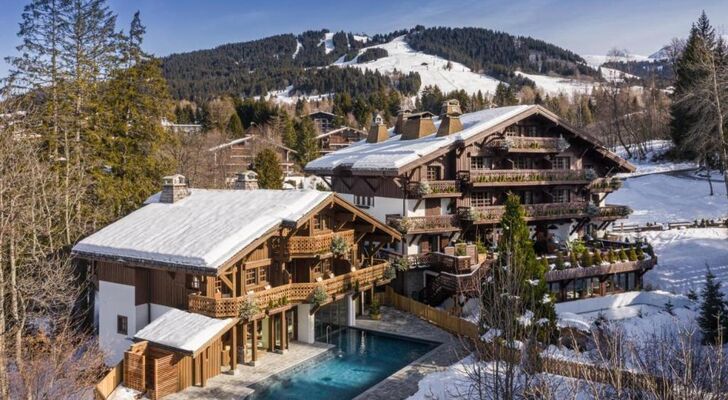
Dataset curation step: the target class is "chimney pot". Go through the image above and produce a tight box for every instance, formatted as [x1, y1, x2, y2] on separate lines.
[160, 174, 190, 203]
[234, 171, 259, 190]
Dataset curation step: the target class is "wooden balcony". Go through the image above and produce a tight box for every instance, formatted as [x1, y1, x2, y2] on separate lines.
[188, 260, 390, 318]
[592, 204, 632, 220]
[406, 180, 461, 198]
[489, 136, 569, 153]
[589, 177, 623, 193]
[545, 257, 657, 282]
[468, 169, 592, 187]
[285, 229, 355, 257]
[459, 202, 591, 224]
[386, 214, 460, 234]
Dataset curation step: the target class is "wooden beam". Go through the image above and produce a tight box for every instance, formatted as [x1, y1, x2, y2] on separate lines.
[219, 273, 234, 291]
[230, 324, 237, 370]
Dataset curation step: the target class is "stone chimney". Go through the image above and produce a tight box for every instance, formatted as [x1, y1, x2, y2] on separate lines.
[234, 171, 260, 190]
[394, 107, 411, 135]
[160, 174, 190, 204]
[367, 113, 389, 143]
[437, 99, 464, 137]
[401, 112, 436, 140]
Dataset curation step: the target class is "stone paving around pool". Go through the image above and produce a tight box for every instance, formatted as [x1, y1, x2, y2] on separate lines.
[169, 341, 333, 400]
[354, 306, 469, 400]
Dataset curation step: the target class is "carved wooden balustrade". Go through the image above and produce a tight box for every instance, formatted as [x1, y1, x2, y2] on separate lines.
[188, 260, 390, 318]
[545, 257, 657, 282]
[468, 169, 592, 187]
[386, 214, 460, 234]
[406, 180, 461, 198]
[285, 229, 355, 256]
[459, 202, 590, 224]
[489, 136, 569, 153]
[589, 177, 623, 193]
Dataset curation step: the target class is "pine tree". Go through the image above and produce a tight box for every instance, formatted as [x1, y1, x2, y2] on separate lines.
[253, 148, 283, 189]
[493, 82, 518, 106]
[93, 13, 176, 219]
[294, 117, 319, 166]
[227, 113, 244, 137]
[280, 113, 297, 150]
[698, 269, 728, 344]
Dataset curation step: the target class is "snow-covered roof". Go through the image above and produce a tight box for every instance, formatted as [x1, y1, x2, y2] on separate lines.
[305, 105, 531, 175]
[315, 126, 366, 140]
[134, 309, 234, 353]
[208, 135, 297, 153]
[73, 189, 332, 271]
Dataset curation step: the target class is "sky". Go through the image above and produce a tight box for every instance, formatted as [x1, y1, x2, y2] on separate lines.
[1, 0, 727, 78]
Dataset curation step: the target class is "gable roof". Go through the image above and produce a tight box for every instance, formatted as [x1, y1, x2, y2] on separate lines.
[305, 105, 634, 176]
[315, 126, 367, 140]
[208, 135, 297, 153]
[73, 189, 332, 272]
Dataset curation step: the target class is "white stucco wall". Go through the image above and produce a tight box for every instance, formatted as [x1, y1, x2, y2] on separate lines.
[98, 280, 135, 365]
[296, 304, 315, 344]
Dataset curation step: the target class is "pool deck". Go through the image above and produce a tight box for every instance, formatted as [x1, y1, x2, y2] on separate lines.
[353, 306, 468, 400]
[165, 341, 334, 400]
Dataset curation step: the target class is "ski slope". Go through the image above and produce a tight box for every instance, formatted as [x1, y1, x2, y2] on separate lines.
[333, 36, 502, 96]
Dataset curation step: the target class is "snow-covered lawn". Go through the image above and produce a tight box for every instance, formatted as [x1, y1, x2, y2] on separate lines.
[615, 228, 728, 295]
[613, 140, 698, 178]
[609, 173, 727, 225]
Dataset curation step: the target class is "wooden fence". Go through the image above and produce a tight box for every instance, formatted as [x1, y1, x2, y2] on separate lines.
[379, 286, 685, 397]
[380, 286, 479, 338]
[94, 361, 124, 400]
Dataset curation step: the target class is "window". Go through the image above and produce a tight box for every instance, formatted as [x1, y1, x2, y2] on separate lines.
[471, 192, 491, 207]
[321, 259, 332, 275]
[521, 191, 534, 205]
[354, 195, 374, 208]
[246, 268, 257, 286]
[117, 315, 128, 335]
[514, 157, 535, 170]
[471, 156, 491, 170]
[553, 189, 570, 203]
[426, 166, 441, 181]
[258, 266, 268, 284]
[553, 157, 571, 170]
[527, 126, 538, 137]
[312, 262, 322, 275]
[314, 214, 329, 231]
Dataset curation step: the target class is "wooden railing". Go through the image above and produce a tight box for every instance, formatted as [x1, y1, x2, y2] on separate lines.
[94, 361, 123, 400]
[469, 169, 592, 186]
[188, 261, 390, 318]
[589, 177, 623, 192]
[545, 257, 657, 282]
[594, 204, 632, 219]
[489, 136, 569, 153]
[459, 202, 590, 224]
[406, 180, 461, 197]
[287, 229, 355, 255]
[385, 214, 460, 234]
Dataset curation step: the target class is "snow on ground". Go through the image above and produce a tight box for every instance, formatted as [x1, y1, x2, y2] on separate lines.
[609, 173, 727, 225]
[319, 32, 334, 54]
[600, 67, 639, 83]
[613, 140, 697, 177]
[515, 71, 597, 97]
[108, 385, 141, 400]
[617, 228, 728, 295]
[582, 53, 651, 68]
[258, 85, 333, 105]
[333, 36, 503, 96]
[408, 354, 595, 400]
[292, 40, 303, 59]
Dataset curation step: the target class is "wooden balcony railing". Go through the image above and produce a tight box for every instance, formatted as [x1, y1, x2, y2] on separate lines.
[386, 214, 460, 234]
[468, 169, 593, 187]
[489, 136, 569, 153]
[545, 257, 657, 282]
[589, 177, 623, 193]
[286, 229, 355, 256]
[188, 260, 390, 318]
[593, 204, 632, 219]
[406, 180, 461, 198]
[459, 202, 590, 224]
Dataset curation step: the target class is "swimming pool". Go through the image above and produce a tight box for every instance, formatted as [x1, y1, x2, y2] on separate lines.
[248, 328, 438, 400]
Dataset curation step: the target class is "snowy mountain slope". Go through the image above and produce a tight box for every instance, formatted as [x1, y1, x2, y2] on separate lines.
[515, 71, 598, 96]
[582, 53, 651, 68]
[318, 32, 335, 54]
[333, 36, 503, 96]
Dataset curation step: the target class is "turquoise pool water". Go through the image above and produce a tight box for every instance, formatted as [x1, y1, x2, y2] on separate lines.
[248, 328, 438, 400]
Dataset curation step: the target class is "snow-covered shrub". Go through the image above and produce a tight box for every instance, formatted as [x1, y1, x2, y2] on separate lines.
[311, 285, 328, 307]
[393, 257, 410, 272]
[416, 181, 432, 196]
[238, 299, 260, 321]
[330, 234, 350, 257]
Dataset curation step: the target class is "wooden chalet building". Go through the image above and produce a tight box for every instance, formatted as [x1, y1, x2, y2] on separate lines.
[209, 135, 297, 184]
[73, 175, 399, 398]
[317, 126, 367, 155]
[308, 110, 338, 134]
[306, 101, 654, 304]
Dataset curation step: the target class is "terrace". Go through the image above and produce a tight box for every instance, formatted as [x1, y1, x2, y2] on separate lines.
[405, 180, 461, 198]
[488, 136, 570, 153]
[385, 214, 460, 234]
[457, 202, 632, 224]
[466, 169, 593, 187]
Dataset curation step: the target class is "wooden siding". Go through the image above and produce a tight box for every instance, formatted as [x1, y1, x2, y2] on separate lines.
[97, 262, 135, 286]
